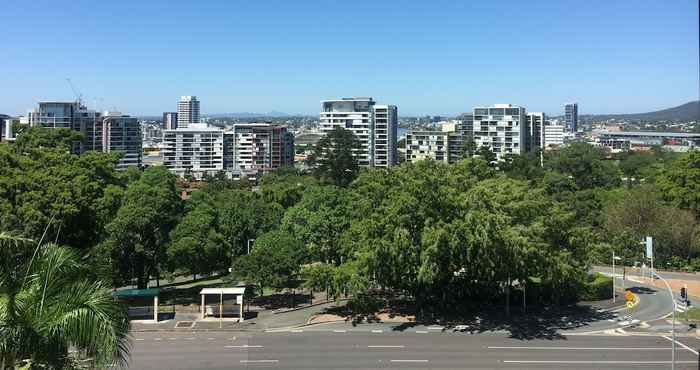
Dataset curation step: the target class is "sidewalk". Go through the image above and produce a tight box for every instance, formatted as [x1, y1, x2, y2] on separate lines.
[130, 300, 345, 332]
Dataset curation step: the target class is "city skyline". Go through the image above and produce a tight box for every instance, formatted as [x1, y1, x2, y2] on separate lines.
[1, 0, 697, 117]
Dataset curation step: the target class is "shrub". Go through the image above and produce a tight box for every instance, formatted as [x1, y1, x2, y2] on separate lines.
[579, 272, 613, 301]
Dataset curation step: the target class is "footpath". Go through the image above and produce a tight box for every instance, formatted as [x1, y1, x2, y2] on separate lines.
[131, 300, 344, 332]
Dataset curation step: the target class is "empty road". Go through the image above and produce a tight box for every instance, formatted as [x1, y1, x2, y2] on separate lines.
[129, 331, 699, 369]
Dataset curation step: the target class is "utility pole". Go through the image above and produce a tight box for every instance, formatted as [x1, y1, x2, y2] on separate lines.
[612, 251, 616, 303]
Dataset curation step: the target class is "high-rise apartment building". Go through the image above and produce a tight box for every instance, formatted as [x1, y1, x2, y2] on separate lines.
[320, 97, 398, 167]
[405, 118, 474, 164]
[372, 105, 398, 167]
[527, 112, 545, 151]
[162, 123, 224, 178]
[162, 122, 293, 179]
[472, 104, 527, 161]
[163, 112, 178, 130]
[28, 101, 103, 154]
[102, 112, 142, 169]
[177, 96, 200, 128]
[565, 103, 578, 133]
[226, 123, 294, 178]
[527, 112, 565, 151]
[25, 101, 141, 169]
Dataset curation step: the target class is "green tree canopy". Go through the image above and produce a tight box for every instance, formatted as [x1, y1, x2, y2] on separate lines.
[307, 127, 361, 186]
[546, 142, 621, 189]
[230, 230, 306, 292]
[0, 130, 122, 250]
[658, 150, 700, 216]
[99, 166, 182, 288]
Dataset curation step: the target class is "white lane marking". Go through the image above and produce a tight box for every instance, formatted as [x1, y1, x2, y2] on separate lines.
[134, 338, 144, 341]
[291, 329, 303, 333]
[416, 330, 428, 334]
[663, 335, 700, 355]
[154, 338, 162, 341]
[333, 330, 347, 333]
[207, 338, 214, 340]
[168, 337, 177, 340]
[371, 329, 383, 333]
[488, 346, 669, 350]
[503, 360, 696, 364]
[225, 345, 264, 348]
[185, 337, 195, 340]
[240, 360, 278, 363]
[368, 345, 405, 348]
[427, 326, 444, 330]
[390, 359, 428, 363]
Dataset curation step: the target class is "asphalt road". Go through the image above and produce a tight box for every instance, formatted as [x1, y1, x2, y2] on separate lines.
[129, 331, 699, 369]
[596, 265, 700, 283]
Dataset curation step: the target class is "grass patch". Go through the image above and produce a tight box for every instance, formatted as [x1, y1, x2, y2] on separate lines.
[685, 307, 700, 321]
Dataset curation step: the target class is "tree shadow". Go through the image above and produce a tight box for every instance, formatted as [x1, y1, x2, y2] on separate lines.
[319, 299, 620, 340]
[253, 292, 312, 310]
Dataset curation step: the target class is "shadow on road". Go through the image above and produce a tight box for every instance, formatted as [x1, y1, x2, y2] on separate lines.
[319, 300, 622, 340]
[627, 286, 657, 295]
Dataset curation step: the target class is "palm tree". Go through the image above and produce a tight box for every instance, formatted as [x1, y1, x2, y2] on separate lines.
[0, 232, 131, 369]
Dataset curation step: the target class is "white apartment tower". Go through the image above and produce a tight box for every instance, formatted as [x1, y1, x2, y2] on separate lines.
[319, 97, 398, 167]
[472, 104, 527, 161]
[177, 96, 200, 128]
[542, 123, 565, 149]
[225, 123, 294, 179]
[162, 123, 224, 178]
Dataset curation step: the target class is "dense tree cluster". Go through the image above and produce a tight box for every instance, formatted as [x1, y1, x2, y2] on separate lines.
[2, 127, 700, 310]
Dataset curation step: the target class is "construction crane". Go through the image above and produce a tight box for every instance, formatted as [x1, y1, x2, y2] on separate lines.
[66, 78, 83, 106]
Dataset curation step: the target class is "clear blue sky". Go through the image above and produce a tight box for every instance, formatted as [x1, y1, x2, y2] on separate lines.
[1, 0, 698, 116]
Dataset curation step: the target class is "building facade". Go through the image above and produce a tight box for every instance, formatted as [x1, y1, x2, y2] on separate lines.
[472, 104, 527, 161]
[405, 118, 474, 164]
[405, 130, 449, 162]
[177, 96, 200, 128]
[163, 122, 293, 179]
[28, 101, 103, 154]
[527, 112, 545, 152]
[320, 97, 398, 167]
[102, 112, 143, 169]
[565, 103, 578, 133]
[226, 123, 294, 178]
[542, 123, 565, 149]
[163, 112, 178, 130]
[372, 105, 398, 167]
[162, 123, 224, 178]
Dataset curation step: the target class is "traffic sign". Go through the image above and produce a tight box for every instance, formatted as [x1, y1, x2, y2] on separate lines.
[645, 236, 653, 259]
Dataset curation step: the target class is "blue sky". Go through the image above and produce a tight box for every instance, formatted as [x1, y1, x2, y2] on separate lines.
[1, 0, 698, 116]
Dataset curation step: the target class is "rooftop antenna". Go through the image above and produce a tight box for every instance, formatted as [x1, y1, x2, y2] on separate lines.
[65, 78, 83, 106]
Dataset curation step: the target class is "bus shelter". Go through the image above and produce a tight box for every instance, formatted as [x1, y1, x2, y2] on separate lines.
[113, 288, 161, 322]
[199, 287, 246, 322]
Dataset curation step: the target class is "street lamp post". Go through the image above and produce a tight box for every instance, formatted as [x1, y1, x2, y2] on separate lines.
[655, 271, 676, 370]
[612, 251, 622, 303]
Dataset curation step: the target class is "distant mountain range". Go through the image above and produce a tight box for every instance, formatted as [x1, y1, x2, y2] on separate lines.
[583, 101, 699, 122]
